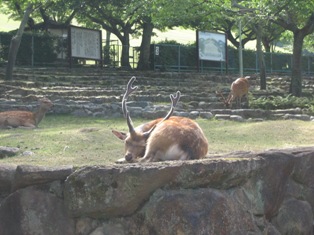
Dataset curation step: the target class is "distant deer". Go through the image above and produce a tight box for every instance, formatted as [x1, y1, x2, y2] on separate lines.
[217, 76, 250, 108]
[0, 98, 53, 129]
[112, 76, 208, 163]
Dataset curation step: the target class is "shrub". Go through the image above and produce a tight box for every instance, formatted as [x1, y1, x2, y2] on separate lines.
[250, 94, 314, 113]
[0, 31, 58, 65]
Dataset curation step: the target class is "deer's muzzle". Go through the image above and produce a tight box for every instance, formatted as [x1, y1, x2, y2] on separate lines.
[125, 153, 133, 162]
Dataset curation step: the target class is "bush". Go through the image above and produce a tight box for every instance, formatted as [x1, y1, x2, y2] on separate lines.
[0, 31, 58, 65]
[250, 94, 314, 113]
[150, 40, 268, 73]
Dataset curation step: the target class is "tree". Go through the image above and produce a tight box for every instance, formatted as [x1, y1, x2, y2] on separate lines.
[261, 24, 284, 53]
[137, 0, 209, 70]
[153, 0, 280, 87]
[137, 18, 154, 70]
[255, 23, 266, 89]
[74, 0, 143, 68]
[2, 0, 79, 79]
[267, 0, 314, 96]
[227, 1, 266, 88]
[222, 19, 256, 49]
[5, 3, 33, 80]
[3, 0, 78, 30]
[229, 0, 297, 90]
[134, 1, 157, 70]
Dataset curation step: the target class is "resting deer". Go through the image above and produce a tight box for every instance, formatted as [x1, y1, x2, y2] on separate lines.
[0, 98, 53, 129]
[112, 76, 208, 163]
[217, 76, 250, 108]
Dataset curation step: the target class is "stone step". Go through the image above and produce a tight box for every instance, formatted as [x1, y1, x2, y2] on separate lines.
[1, 68, 314, 119]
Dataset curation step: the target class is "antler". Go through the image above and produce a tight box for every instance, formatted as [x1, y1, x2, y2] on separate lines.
[122, 76, 138, 134]
[143, 91, 181, 138]
[122, 77, 181, 138]
[162, 91, 181, 122]
[216, 90, 228, 105]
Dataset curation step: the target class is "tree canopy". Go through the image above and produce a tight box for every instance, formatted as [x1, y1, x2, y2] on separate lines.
[1, 0, 78, 30]
[265, 0, 314, 96]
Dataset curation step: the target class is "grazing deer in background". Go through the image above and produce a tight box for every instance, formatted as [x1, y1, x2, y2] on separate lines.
[217, 76, 250, 108]
[112, 76, 208, 163]
[0, 98, 53, 129]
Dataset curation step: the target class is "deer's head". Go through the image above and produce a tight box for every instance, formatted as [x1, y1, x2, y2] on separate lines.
[112, 76, 180, 162]
[216, 90, 231, 107]
[39, 98, 54, 110]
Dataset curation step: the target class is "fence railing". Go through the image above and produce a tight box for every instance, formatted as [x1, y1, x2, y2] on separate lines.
[0, 32, 139, 68]
[1, 31, 314, 75]
[150, 44, 314, 75]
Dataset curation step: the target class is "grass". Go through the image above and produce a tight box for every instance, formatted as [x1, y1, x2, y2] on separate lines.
[0, 115, 313, 167]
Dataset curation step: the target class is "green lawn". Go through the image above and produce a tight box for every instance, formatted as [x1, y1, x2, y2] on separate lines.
[0, 115, 313, 167]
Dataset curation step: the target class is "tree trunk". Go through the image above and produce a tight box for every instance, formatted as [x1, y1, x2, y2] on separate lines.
[256, 24, 266, 90]
[120, 32, 131, 68]
[262, 37, 271, 53]
[137, 22, 154, 70]
[290, 31, 304, 97]
[104, 31, 111, 65]
[6, 4, 33, 80]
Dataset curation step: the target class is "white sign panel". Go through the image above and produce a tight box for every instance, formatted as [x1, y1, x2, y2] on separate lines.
[70, 26, 101, 60]
[198, 31, 226, 62]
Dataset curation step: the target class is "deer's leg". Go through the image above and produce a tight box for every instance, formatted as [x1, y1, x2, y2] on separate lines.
[139, 144, 188, 162]
[19, 126, 36, 129]
[115, 157, 127, 164]
[242, 94, 249, 108]
[138, 146, 164, 162]
[239, 95, 248, 108]
[234, 97, 239, 108]
[138, 151, 157, 162]
[20, 123, 36, 129]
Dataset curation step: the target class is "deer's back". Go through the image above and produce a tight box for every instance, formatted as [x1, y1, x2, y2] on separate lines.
[231, 77, 249, 96]
[0, 111, 36, 128]
[146, 116, 208, 160]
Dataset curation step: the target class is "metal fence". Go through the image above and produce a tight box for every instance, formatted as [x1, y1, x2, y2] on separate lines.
[151, 44, 314, 75]
[1, 32, 314, 75]
[0, 33, 139, 68]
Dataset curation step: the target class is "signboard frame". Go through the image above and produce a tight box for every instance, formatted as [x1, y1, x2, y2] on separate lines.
[68, 25, 103, 67]
[197, 30, 227, 62]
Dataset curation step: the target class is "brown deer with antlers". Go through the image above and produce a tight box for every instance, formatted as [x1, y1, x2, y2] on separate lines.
[112, 76, 208, 163]
[217, 76, 250, 108]
[0, 98, 53, 129]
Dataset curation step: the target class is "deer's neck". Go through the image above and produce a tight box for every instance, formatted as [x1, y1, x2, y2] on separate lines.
[33, 106, 49, 126]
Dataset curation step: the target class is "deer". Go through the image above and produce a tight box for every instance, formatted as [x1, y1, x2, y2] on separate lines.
[112, 76, 208, 163]
[217, 76, 250, 109]
[0, 98, 53, 129]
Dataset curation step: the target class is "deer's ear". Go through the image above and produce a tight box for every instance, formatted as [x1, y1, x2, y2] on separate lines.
[112, 130, 128, 140]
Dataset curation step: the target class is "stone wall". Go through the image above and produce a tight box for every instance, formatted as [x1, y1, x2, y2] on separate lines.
[0, 147, 313, 235]
[1, 69, 314, 121]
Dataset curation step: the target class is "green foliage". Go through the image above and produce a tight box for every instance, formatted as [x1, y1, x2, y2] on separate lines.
[1, 0, 77, 26]
[152, 40, 196, 70]
[1, 0, 314, 71]
[250, 94, 314, 112]
[155, 39, 181, 45]
[152, 0, 222, 29]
